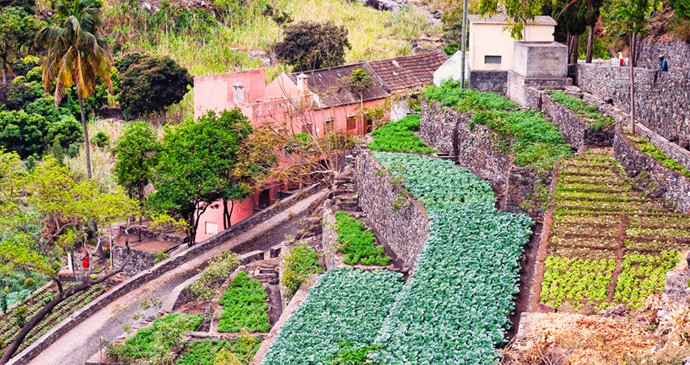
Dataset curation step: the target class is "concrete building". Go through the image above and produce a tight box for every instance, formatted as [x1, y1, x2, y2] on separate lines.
[468, 14, 557, 93]
[507, 41, 569, 106]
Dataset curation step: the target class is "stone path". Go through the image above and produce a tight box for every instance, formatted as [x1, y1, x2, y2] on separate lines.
[24, 191, 326, 365]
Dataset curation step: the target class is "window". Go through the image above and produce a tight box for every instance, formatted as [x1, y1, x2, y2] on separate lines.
[346, 115, 357, 131]
[205, 222, 218, 236]
[325, 118, 334, 134]
[484, 55, 502, 64]
[301, 123, 315, 135]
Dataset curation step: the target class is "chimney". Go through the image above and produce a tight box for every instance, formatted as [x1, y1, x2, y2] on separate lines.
[296, 73, 308, 92]
[233, 82, 245, 103]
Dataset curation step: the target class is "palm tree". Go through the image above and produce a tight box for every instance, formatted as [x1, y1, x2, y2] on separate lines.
[35, 0, 113, 179]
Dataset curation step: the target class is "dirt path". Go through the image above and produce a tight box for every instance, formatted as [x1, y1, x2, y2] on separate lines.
[24, 191, 325, 365]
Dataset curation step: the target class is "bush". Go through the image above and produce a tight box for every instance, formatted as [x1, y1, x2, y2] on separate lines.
[281, 242, 321, 298]
[368, 114, 436, 153]
[275, 21, 351, 71]
[92, 131, 110, 148]
[217, 272, 270, 333]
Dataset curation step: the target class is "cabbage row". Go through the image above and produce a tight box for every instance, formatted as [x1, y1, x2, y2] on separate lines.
[262, 268, 404, 365]
[373, 153, 533, 364]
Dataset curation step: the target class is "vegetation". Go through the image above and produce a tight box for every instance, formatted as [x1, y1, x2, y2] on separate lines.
[188, 252, 241, 301]
[263, 269, 404, 365]
[548, 91, 614, 132]
[368, 114, 435, 153]
[108, 313, 203, 363]
[275, 21, 351, 71]
[627, 134, 690, 179]
[114, 121, 160, 206]
[117, 54, 193, 120]
[373, 152, 533, 363]
[176, 334, 261, 365]
[334, 211, 391, 266]
[0, 6, 41, 84]
[423, 81, 519, 113]
[281, 242, 322, 298]
[217, 272, 270, 333]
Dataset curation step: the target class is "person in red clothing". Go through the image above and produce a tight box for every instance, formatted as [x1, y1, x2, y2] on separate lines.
[80, 249, 90, 270]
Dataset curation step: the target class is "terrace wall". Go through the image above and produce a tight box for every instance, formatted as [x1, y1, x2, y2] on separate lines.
[539, 93, 614, 149]
[354, 148, 429, 271]
[420, 101, 550, 220]
[112, 247, 155, 276]
[613, 129, 690, 213]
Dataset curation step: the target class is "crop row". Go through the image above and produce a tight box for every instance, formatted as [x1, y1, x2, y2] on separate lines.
[373, 152, 533, 363]
[262, 269, 404, 365]
[218, 272, 270, 333]
[368, 114, 436, 154]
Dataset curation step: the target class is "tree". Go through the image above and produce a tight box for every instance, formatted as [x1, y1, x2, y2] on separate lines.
[114, 121, 160, 207]
[275, 21, 351, 71]
[0, 7, 41, 85]
[605, 0, 660, 134]
[147, 110, 254, 245]
[478, 0, 547, 39]
[35, 0, 114, 179]
[118, 55, 193, 121]
[0, 153, 137, 363]
[347, 68, 374, 135]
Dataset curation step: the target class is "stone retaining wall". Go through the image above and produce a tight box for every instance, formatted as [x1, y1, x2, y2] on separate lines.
[7, 184, 325, 365]
[354, 148, 429, 271]
[419, 101, 549, 220]
[469, 70, 508, 94]
[613, 130, 690, 213]
[637, 38, 690, 69]
[112, 246, 156, 276]
[573, 63, 690, 147]
[540, 93, 615, 149]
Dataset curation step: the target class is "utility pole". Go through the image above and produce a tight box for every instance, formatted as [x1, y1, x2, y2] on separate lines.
[460, 0, 468, 89]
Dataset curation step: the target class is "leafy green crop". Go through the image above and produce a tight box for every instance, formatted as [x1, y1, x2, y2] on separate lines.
[548, 91, 614, 132]
[176, 335, 261, 365]
[371, 153, 534, 364]
[628, 134, 690, 179]
[540, 257, 615, 310]
[262, 269, 403, 365]
[218, 272, 270, 333]
[614, 252, 679, 309]
[423, 81, 519, 113]
[368, 114, 435, 153]
[335, 211, 391, 266]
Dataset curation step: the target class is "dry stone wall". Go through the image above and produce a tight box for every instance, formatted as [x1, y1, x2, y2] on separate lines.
[354, 148, 429, 271]
[112, 246, 156, 276]
[637, 38, 690, 69]
[614, 130, 690, 213]
[573, 63, 690, 146]
[540, 93, 615, 149]
[419, 101, 549, 220]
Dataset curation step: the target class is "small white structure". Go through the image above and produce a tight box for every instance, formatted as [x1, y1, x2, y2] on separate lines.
[433, 51, 469, 85]
[468, 14, 557, 72]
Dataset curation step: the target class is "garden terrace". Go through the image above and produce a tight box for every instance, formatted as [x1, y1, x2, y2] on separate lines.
[540, 150, 688, 311]
[262, 268, 404, 365]
[372, 152, 533, 363]
[176, 336, 261, 365]
[0, 282, 107, 353]
[217, 272, 271, 334]
[334, 211, 391, 266]
[368, 114, 436, 154]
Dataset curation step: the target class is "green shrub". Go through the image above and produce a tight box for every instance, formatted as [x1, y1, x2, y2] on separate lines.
[92, 131, 110, 148]
[334, 211, 391, 266]
[368, 114, 435, 153]
[153, 251, 169, 264]
[281, 242, 321, 298]
[217, 272, 270, 333]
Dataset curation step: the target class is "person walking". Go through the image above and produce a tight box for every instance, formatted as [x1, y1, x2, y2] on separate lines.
[654, 55, 669, 83]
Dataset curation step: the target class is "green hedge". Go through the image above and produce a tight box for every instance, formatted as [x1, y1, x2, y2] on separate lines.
[368, 114, 435, 153]
[334, 211, 391, 266]
[218, 272, 270, 333]
[262, 269, 404, 365]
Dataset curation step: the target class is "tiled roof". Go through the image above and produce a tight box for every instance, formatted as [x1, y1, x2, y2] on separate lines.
[365, 50, 448, 93]
[288, 63, 390, 109]
[468, 14, 557, 26]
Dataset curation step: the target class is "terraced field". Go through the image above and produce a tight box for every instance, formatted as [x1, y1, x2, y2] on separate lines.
[540, 150, 687, 311]
[0, 283, 108, 353]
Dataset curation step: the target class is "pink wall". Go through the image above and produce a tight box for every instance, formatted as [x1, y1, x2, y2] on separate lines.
[193, 69, 267, 119]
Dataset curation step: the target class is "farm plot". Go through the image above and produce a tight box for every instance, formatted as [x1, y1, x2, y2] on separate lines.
[217, 272, 270, 333]
[542, 151, 688, 311]
[373, 152, 533, 364]
[262, 269, 404, 365]
[0, 282, 107, 353]
[335, 211, 391, 266]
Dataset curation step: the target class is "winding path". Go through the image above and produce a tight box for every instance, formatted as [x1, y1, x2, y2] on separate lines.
[22, 191, 326, 365]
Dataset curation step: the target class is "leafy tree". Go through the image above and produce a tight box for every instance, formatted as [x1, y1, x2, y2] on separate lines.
[0, 110, 47, 158]
[0, 7, 41, 85]
[670, 0, 690, 20]
[347, 68, 374, 135]
[0, 153, 137, 363]
[114, 121, 160, 207]
[478, 0, 547, 39]
[147, 110, 253, 245]
[605, 0, 660, 134]
[275, 21, 351, 71]
[118, 55, 192, 121]
[0, 0, 36, 13]
[35, 0, 114, 179]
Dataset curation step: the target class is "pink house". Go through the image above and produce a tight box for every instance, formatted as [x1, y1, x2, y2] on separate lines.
[193, 50, 448, 242]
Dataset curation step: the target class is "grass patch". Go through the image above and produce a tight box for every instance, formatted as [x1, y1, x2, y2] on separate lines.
[548, 91, 614, 132]
[281, 242, 322, 298]
[628, 134, 690, 179]
[369, 114, 435, 153]
[335, 211, 391, 266]
[218, 272, 270, 333]
[423, 80, 519, 113]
